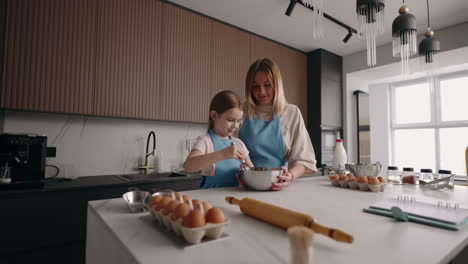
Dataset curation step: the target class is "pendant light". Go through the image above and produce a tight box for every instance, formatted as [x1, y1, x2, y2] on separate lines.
[356, 0, 385, 66]
[419, 0, 440, 90]
[303, 0, 324, 40]
[392, 1, 417, 77]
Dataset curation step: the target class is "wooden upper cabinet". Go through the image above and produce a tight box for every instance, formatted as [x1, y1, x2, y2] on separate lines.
[251, 35, 282, 65]
[278, 48, 308, 120]
[159, 4, 212, 123]
[1, 0, 97, 114]
[211, 22, 252, 101]
[1, 0, 307, 123]
[93, 0, 163, 119]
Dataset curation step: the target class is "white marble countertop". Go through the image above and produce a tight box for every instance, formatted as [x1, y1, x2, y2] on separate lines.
[86, 177, 468, 264]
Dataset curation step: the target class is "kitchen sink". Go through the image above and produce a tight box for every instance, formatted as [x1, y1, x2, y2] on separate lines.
[115, 171, 189, 182]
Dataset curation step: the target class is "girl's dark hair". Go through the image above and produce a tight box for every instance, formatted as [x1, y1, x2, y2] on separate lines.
[207, 90, 243, 132]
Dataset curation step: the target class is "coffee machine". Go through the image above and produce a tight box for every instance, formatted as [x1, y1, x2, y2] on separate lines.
[0, 133, 47, 188]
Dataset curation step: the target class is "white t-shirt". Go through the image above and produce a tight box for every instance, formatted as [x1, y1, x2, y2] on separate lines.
[191, 134, 249, 176]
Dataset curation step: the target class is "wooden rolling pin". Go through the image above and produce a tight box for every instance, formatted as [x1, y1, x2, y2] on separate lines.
[226, 196, 353, 244]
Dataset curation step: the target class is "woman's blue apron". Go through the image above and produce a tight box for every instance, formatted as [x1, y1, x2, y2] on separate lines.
[199, 130, 241, 189]
[239, 113, 285, 168]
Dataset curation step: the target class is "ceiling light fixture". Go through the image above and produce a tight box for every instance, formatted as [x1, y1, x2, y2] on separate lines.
[356, 0, 385, 66]
[343, 29, 353, 43]
[419, 0, 440, 90]
[303, 0, 324, 39]
[285, 1, 358, 45]
[392, 1, 417, 77]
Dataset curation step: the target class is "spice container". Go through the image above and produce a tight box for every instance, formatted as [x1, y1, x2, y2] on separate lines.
[437, 169, 454, 188]
[386, 166, 400, 184]
[419, 169, 434, 182]
[401, 167, 419, 184]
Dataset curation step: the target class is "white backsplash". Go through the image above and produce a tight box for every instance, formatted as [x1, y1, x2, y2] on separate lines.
[2, 110, 206, 178]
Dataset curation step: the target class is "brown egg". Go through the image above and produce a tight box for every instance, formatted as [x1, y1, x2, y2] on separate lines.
[368, 177, 380, 185]
[171, 203, 191, 221]
[377, 176, 386, 183]
[205, 207, 225, 223]
[192, 199, 200, 209]
[348, 177, 357, 182]
[366, 176, 373, 182]
[202, 201, 213, 213]
[329, 175, 339, 181]
[156, 197, 172, 211]
[150, 195, 163, 208]
[162, 200, 180, 216]
[357, 176, 368, 183]
[182, 209, 206, 228]
[339, 175, 349, 181]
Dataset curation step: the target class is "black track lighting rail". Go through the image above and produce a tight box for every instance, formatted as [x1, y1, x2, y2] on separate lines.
[285, 0, 358, 37]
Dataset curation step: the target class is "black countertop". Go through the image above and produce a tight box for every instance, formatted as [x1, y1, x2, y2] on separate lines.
[0, 172, 202, 198]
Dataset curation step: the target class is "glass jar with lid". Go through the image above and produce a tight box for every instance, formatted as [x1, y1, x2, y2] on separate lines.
[386, 166, 400, 183]
[438, 169, 454, 188]
[401, 167, 419, 184]
[419, 169, 434, 182]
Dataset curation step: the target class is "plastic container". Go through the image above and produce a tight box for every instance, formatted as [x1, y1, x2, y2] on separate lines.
[437, 169, 454, 188]
[386, 166, 400, 184]
[401, 167, 419, 184]
[332, 139, 347, 171]
[419, 169, 434, 182]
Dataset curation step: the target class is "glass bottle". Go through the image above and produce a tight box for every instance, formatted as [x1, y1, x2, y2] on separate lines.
[386, 166, 400, 184]
[332, 139, 347, 172]
[419, 169, 434, 182]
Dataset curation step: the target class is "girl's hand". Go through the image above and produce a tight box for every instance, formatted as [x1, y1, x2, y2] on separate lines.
[221, 144, 246, 161]
[271, 166, 293, 191]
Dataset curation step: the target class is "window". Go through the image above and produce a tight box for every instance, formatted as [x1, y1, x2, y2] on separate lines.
[391, 72, 468, 176]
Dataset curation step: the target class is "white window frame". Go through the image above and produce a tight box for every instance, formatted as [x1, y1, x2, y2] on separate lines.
[390, 70, 468, 174]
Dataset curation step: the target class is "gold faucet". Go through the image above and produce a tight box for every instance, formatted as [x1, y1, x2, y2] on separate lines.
[138, 131, 156, 174]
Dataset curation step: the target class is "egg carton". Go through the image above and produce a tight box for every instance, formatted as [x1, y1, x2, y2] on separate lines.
[149, 206, 229, 244]
[329, 177, 386, 192]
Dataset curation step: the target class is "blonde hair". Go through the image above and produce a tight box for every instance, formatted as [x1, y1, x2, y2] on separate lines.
[207, 90, 243, 132]
[245, 58, 287, 119]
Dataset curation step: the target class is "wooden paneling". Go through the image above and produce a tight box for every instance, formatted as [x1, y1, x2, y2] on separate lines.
[94, 0, 162, 119]
[279, 48, 308, 120]
[160, 4, 212, 123]
[250, 35, 282, 65]
[211, 22, 252, 101]
[1, 0, 307, 124]
[1, 0, 96, 114]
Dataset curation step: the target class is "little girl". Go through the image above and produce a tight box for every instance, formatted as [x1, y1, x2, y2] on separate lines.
[184, 90, 253, 189]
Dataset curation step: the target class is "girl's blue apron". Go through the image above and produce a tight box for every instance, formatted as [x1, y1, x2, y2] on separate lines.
[239, 113, 285, 168]
[199, 130, 241, 189]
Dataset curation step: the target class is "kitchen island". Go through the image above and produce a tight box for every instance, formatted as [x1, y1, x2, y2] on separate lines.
[86, 177, 468, 264]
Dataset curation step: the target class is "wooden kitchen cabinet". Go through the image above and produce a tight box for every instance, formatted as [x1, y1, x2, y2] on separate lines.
[211, 22, 252, 102]
[1, 0, 96, 115]
[93, 0, 163, 119]
[159, 4, 212, 123]
[0, 0, 308, 123]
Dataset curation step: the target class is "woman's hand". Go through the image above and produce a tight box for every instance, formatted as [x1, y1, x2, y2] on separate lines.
[271, 166, 293, 191]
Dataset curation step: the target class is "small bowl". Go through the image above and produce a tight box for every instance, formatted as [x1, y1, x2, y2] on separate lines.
[345, 163, 382, 177]
[238, 167, 281, 191]
[122, 188, 151, 213]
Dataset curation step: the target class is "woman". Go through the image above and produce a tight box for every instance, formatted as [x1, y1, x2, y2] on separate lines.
[239, 58, 317, 190]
